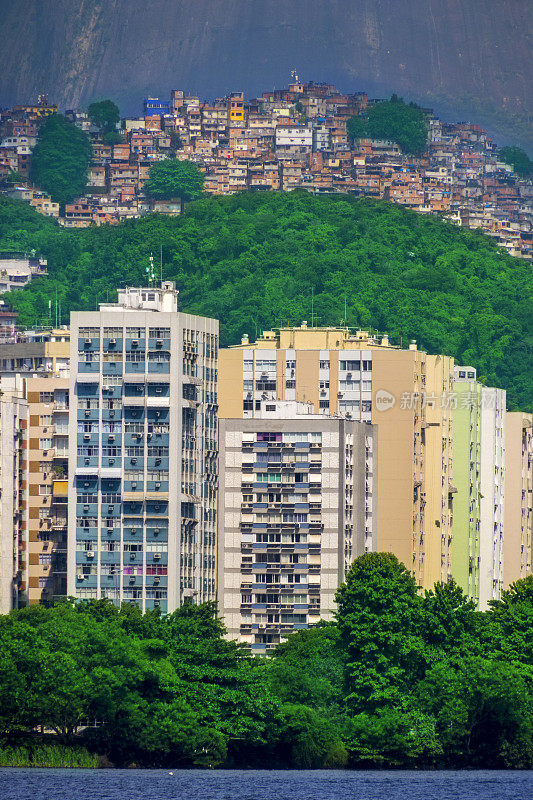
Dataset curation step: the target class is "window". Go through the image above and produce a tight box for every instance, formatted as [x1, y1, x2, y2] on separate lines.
[38, 508, 49, 520]
[104, 327, 122, 337]
[102, 376, 123, 385]
[39, 392, 54, 403]
[39, 438, 52, 449]
[319, 360, 329, 370]
[39, 553, 52, 565]
[257, 432, 282, 442]
[286, 360, 296, 369]
[126, 327, 144, 338]
[149, 327, 170, 338]
[39, 485, 52, 495]
[319, 400, 329, 409]
[39, 415, 52, 426]
[243, 360, 253, 372]
[38, 462, 50, 472]
[285, 380, 295, 389]
[340, 360, 360, 372]
[78, 327, 99, 338]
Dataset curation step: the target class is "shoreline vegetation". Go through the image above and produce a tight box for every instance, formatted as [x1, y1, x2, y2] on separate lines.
[1, 554, 532, 770]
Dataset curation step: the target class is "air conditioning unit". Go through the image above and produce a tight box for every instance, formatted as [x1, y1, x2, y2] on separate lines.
[109, 410, 115, 417]
[154, 528, 160, 534]
[83, 482, 90, 488]
[132, 340, 139, 347]
[131, 528, 137, 534]
[83, 505, 89, 512]
[131, 482, 137, 489]
[107, 505, 114, 512]
[84, 458, 90, 465]
[129, 576, 135, 583]
[155, 387, 162, 394]
[130, 552, 136, 560]
[153, 553, 161, 560]
[155, 482, 161, 489]
[131, 458, 137, 464]
[84, 434, 90, 441]
[134, 433, 142, 439]
[156, 339, 163, 347]
[109, 338, 117, 345]
[109, 459, 115, 465]
[155, 458, 161, 465]
[85, 410, 90, 416]
[154, 577, 160, 584]
[154, 600, 160, 607]
[85, 338, 91, 345]
[109, 434, 115, 441]
[87, 551, 94, 558]
[107, 528, 113, 534]
[77, 572, 85, 580]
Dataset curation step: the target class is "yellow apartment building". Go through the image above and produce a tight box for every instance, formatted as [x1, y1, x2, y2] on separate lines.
[219, 325, 455, 590]
[504, 412, 533, 587]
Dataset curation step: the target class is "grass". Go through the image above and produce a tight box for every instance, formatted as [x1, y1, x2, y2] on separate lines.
[0, 743, 98, 768]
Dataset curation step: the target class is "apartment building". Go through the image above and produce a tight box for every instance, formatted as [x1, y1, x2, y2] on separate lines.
[479, 386, 506, 607]
[24, 377, 69, 605]
[504, 412, 532, 587]
[0, 376, 25, 613]
[219, 324, 455, 590]
[67, 282, 218, 612]
[217, 399, 377, 653]
[452, 366, 482, 603]
[0, 327, 70, 376]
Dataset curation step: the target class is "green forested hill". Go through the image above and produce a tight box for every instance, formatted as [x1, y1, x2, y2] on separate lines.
[1, 193, 531, 410]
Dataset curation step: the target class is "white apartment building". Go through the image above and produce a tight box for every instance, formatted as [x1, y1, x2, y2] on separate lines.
[217, 399, 377, 654]
[479, 386, 506, 607]
[67, 282, 218, 613]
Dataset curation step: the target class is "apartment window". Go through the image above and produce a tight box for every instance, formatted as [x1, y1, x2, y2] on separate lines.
[38, 461, 50, 472]
[104, 327, 122, 337]
[126, 327, 144, 338]
[38, 508, 49, 520]
[103, 352, 122, 362]
[39, 438, 52, 449]
[102, 376, 123, 386]
[146, 543, 168, 553]
[125, 470, 144, 481]
[39, 553, 52, 565]
[149, 327, 170, 339]
[78, 327, 99, 338]
[39, 415, 52, 426]
[285, 380, 296, 389]
[319, 400, 329, 409]
[123, 543, 143, 552]
[340, 360, 360, 372]
[39, 392, 54, 403]
[319, 360, 329, 370]
[257, 432, 282, 442]
[39, 485, 52, 495]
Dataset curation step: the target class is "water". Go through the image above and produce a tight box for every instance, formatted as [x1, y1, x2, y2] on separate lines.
[0, 768, 532, 800]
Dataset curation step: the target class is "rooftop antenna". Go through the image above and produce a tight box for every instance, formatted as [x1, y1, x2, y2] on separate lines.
[311, 287, 314, 327]
[146, 252, 156, 286]
[160, 243, 163, 284]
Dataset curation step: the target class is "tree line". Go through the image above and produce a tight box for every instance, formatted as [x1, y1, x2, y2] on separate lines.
[0, 553, 532, 769]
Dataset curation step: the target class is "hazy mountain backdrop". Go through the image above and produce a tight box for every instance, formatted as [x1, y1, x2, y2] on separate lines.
[0, 0, 531, 145]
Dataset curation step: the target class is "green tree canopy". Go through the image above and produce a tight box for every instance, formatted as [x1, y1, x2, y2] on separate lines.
[1, 191, 531, 411]
[29, 114, 92, 205]
[87, 100, 120, 135]
[498, 146, 532, 178]
[144, 159, 204, 207]
[347, 96, 428, 154]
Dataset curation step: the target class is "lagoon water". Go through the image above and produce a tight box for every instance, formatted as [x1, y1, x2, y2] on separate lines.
[1, 768, 532, 800]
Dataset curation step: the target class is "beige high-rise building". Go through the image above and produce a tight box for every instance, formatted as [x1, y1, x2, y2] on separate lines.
[219, 325, 455, 590]
[504, 412, 532, 588]
[24, 377, 69, 605]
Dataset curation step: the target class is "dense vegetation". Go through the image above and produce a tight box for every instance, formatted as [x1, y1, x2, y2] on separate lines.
[498, 146, 532, 178]
[1, 554, 532, 769]
[144, 159, 205, 209]
[29, 115, 92, 206]
[87, 100, 121, 144]
[347, 96, 428, 155]
[1, 192, 530, 410]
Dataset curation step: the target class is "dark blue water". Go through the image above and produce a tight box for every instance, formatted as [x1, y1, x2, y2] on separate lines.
[1, 768, 532, 800]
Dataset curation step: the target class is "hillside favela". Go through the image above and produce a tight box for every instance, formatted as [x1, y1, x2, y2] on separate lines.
[0, 15, 532, 798]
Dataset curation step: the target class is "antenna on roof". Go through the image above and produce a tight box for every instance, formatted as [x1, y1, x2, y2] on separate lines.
[146, 252, 156, 286]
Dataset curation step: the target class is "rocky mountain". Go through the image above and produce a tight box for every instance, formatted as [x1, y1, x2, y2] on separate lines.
[0, 0, 531, 144]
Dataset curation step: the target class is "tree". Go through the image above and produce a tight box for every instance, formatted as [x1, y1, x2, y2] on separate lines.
[29, 114, 92, 205]
[498, 146, 532, 178]
[335, 552, 426, 710]
[347, 96, 428, 154]
[144, 159, 204, 210]
[87, 100, 120, 136]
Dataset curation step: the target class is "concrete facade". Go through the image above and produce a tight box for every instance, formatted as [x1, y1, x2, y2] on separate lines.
[217, 400, 377, 653]
[479, 386, 506, 608]
[67, 283, 218, 612]
[504, 412, 533, 587]
[219, 325, 455, 590]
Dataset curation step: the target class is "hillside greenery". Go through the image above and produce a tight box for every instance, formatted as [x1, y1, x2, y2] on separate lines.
[29, 114, 92, 206]
[347, 96, 428, 155]
[144, 159, 205, 209]
[0, 554, 532, 769]
[0, 191, 531, 410]
[498, 146, 532, 178]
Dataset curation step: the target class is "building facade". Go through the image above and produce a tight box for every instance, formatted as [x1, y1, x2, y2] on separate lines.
[67, 283, 218, 612]
[452, 366, 482, 603]
[479, 386, 506, 608]
[219, 325, 455, 590]
[504, 412, 532, 588]
[217, 400, 377, 653]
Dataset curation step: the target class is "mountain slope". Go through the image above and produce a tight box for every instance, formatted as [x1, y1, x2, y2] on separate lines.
[2, 193, 531, 410]
[0, 1, 531, 145]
